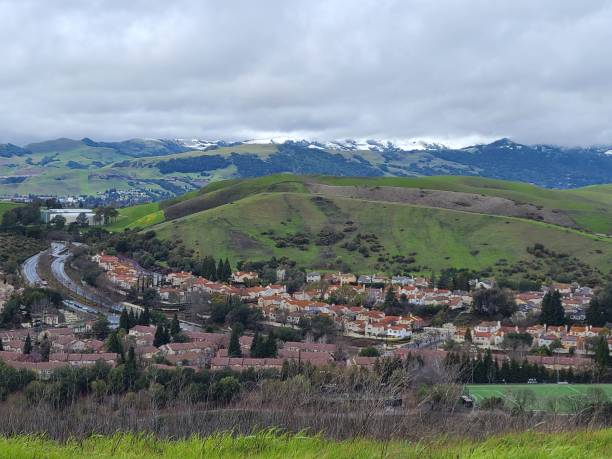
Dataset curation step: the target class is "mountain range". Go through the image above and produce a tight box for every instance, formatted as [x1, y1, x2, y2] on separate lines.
[0, 137, 611, 199]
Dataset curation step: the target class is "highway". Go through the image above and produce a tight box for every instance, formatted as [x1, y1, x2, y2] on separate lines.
[21, 251, 45, 286]
[22, 241, 201, 331]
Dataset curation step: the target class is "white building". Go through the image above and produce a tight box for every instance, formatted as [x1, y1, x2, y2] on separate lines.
[41, 208, 95, 225]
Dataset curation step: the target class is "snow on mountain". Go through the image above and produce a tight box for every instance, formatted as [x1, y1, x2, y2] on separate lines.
[174, 139, 236, 150]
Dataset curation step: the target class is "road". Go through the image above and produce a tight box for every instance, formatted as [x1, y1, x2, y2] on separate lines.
[23, 241, 201, 331]
[21, 251, 45, 286]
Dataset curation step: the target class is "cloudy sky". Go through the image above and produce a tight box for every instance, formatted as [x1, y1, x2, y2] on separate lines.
[2, 0, 612, 146]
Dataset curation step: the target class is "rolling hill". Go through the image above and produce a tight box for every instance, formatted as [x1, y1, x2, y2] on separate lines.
[109, 175, 612, 282]
[1, 137, 611, 199]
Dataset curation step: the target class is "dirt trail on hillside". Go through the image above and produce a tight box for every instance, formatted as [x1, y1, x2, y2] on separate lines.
[306, 183, 576, 228]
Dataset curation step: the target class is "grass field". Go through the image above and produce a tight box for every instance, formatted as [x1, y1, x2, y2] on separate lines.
[0, 430, 611, 458]
[467, 384, 612, 412]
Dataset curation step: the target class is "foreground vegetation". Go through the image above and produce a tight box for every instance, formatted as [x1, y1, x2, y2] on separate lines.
[0, 429, 611, 458]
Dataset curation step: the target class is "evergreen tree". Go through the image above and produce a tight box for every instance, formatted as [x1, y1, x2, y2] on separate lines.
[124, 346, 138, 391]
[163, 325, 171, 344]
[464, 327, 472, 343]
[540, 290, 565, 325]
[224, 258, 232, 281]
[128, 309, 136, 328]
[228, 327, 242, 357]
[154, 324, 168, 347]
[39, 335, 51, 361]
[382, 286, 399, 312]
[216, 259, 225, 283]
[119, 308, 130, 332]
[264, 330, 277, 358]
[594, 335, 610, 375]
[106, 332, 124, 360]
[140, 306, 151, 326]
[92, 316, 110, 340]
[170, 313, 181, 337]
[250, 331, 262, 357]
[23, 334, 32, 355]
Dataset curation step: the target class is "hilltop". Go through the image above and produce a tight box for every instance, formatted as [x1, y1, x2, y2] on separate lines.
[1, 137, 612, 199]
[108, 175, 612, 282]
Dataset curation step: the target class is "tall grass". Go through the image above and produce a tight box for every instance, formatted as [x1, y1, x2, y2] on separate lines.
[0, 429, 611, 459]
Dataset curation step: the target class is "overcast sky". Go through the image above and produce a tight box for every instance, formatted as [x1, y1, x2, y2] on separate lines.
[2, 0, 612, 146]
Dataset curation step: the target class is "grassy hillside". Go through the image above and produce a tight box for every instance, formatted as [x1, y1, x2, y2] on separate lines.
[106, 202, 163, 231]
[316, 176, 612, 235]
[0, 430, 610, 458]
[110, 175, 612, 279]
[152, 191, 612, 276]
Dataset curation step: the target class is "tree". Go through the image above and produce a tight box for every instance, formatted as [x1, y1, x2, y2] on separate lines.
[119, 308, 130, 332]
[153, 324, 169, 347]
[539, 290, 565, 325]
[75, 212, 89, 227]
[50, 215, 66, 230]
[106, 332, 124, 360]
[359, 346, 380, 357]
[139, 306, 151, 326]
[594, 335, 610, 375]
[39, 335, 51, 361]
[92, 316, 110, 340]
[382, 285, 399, 312]
[472, 288, 516, 318]
[586, 284, 612, 326]
[212, 376, 240, 404]
[142, 288, 159, 306]
[464, 327, 472, 343]
[263, 330, 277, 358]
[250, 331, 263, 357]
[228, 327, 242, 357]
[170, 313, 181, 337]
[216, 259, 225, 282]
[23, 334, 32, 355]
[502, 332, 533, 352]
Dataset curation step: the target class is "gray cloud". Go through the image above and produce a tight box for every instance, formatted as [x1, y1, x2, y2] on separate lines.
[1, 0, 612, 145]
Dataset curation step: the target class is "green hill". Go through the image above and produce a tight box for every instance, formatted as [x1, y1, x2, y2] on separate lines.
[110, 175, 612, 281]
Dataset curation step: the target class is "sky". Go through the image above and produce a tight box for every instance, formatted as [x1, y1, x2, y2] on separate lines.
[1, 0, 612, 146]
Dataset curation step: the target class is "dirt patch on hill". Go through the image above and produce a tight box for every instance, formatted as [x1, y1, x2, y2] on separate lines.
[306, 183, 576, 228]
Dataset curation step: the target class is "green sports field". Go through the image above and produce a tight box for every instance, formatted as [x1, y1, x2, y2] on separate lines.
[467, 384, 612, 412]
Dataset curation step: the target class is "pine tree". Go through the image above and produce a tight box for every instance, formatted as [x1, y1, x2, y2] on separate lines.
[170, 313, 181, 337]
[140, 306, 151, 326]
[250, 331, 262, 357]
[106, 332, 124, 360]
[228, 327, 242, 357]
[217, 259, 225, 283]
[208, 257, 218, 281]
[540, 290, 565, 325]
[119, 308, 130, 332]
[128, 309, 136, 328]
[382, 286, 399, 312]
[595, 335, 610, 375]
[154, 324, 168, 347]
[264, 330, 277, 358]
[23, 334, 32, 355]
[224, 258, 232, 281]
